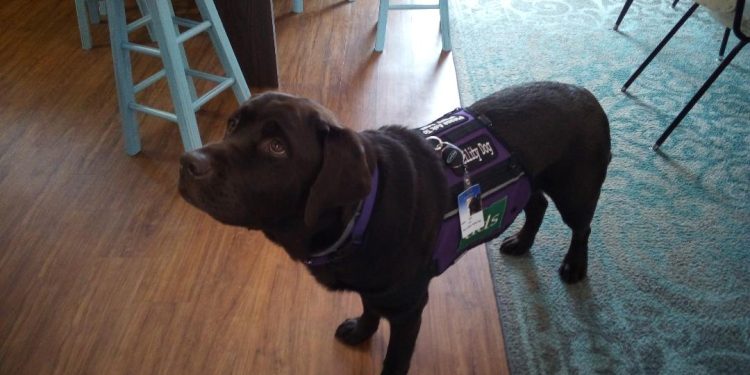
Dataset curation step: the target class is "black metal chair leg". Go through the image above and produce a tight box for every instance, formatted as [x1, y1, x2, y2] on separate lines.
[614, 0, 634, 31]
[719, 28, 731, 60]
[653, 40, 748, 150]
[672, 0, 680, 8]
[623, 3, 699, 92]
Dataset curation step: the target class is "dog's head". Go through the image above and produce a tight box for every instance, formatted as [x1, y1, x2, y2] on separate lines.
[179, 92, 371, 230]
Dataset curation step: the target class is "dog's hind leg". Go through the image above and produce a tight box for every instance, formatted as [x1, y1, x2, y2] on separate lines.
[555, 204, 594, 283]
[335, 296, 381, 346]
[546, 172, 605, 283]
[500, 191, 548, 255]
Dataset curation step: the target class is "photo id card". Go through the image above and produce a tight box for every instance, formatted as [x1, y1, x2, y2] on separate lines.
[458, 184, 484, 238]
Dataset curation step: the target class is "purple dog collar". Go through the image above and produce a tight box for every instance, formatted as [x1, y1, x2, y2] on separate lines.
[304, 167, 379, 266]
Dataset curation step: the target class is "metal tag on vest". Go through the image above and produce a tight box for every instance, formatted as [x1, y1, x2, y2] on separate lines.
[441, 144, 464, 170]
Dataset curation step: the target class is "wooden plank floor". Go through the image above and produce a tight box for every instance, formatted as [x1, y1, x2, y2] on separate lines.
[0, 0, 509, 374]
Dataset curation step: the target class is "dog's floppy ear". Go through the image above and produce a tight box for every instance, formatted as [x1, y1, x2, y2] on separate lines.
[304, 120, 371, 228]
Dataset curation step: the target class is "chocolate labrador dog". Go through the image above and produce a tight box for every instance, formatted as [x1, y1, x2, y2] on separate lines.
[179, 81, 611, 375]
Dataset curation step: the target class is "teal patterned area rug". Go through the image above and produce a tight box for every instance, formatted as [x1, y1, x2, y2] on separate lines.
[449, 0, 750, 373]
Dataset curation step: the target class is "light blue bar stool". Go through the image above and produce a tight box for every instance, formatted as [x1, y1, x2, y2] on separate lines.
[375, 0, 452, 52]
[106, 0, 250, 155]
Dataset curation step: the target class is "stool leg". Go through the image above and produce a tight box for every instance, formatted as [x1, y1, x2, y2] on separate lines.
[653, 40, 747, 150]
[195, 0, 251, 102]
[439, 0, 451, 51]
[292, 0, 303, 13]
[135, 0, 157, 43]
[75, 0, 93, 49]
[157, 0, 198, 101]
[140, 0, 196, 100]
[87, 0, 101, 24]
[375, 0, 389, 52]
[613, 0, 633, 31]
[622, 3, 698, 92]
[106, 0, 142, 155]
[718, 27, 731, 60]
[150, 0, 203, 151]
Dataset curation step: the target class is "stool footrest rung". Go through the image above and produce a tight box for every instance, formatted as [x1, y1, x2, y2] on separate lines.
[122, 42, 161, 57]
[130, 103, 178, 123]
[186, 69, 227, 83]
[127, 15, 152, 33]
[134, 69, 167, 93]
[176, 20, 212, 44]
[132, 68, 231, 97]
[192, 77, 235, 110]
[174, 17, 201, 28]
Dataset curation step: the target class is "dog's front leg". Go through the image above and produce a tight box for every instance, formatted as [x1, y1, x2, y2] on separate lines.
[380, 293, 428, 375]
[335, 295, 381, 346]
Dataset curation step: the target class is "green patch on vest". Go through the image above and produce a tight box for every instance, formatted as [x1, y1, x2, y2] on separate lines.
[459, 197, 507, 251]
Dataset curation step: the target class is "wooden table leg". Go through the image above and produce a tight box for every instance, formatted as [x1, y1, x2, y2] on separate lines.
[213, 0, 279, 88]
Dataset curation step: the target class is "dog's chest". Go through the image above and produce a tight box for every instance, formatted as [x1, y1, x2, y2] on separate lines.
[416, 108, 532, 275]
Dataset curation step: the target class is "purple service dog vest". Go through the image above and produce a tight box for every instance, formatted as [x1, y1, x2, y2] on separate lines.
[416, 108, 532, 275]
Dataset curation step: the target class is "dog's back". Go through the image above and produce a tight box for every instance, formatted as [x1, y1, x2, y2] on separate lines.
[469, 81, 611, 181]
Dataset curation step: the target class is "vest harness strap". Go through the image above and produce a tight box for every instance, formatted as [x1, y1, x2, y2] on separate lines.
[416, 108, 532, 275]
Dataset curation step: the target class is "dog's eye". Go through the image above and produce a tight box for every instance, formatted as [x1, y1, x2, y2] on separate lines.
[262, 138, 287, 157]
[227, 118, 239, 134]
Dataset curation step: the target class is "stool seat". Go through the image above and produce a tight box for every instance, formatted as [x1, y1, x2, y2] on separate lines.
[106, 0, 250, 155]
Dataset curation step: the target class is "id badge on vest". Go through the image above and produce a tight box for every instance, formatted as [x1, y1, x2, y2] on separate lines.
[457, 184, 484, 238]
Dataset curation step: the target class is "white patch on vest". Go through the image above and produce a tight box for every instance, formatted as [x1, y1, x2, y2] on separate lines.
[421, 115, 467, 135]
[462, 141, 495, 164]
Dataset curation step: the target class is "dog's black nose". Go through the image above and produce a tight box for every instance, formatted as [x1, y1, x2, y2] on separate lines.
[180, 150, 213, 178]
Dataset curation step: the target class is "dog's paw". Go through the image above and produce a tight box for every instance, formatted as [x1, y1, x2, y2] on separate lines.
[381, 359, 410, 375]
[335, 318, 378, 346]
[559, 259, 587, 283]
[499, 234, 531, 256]
[380, 365, 409, 375]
